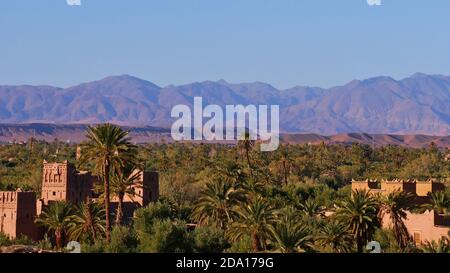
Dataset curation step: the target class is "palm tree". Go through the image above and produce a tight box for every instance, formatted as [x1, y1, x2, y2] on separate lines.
[215, 161, 247, 187]
[238, 132, 255, 175]
[110, 164, 142, 225]
[192, 179, 245, 229]
[336, 190, 380, 252]
[35, 201, 74, 249]
[268, 208, 313, 253]
[420, 238, 450, 253]
[298, 198, 324, 218]
[379, 190, 415, 249]
[278, 147, 293, 186]
[240, 178, 266, 197]
[68, 201, 106, 243]
[80, 123, 136, 241]
[228, 196, 276, 252]
[422, 191, 450, 215]
[317, 221, 354, 253]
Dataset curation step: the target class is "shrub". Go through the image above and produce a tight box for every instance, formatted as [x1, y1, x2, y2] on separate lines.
[0, 233, 12, 247]
[138, 219, 192, 253]
[225, 234, 253, 253]
[107, 226, 138, 253]
[133, 201, 172, 235]
[193, 225, 230, 253]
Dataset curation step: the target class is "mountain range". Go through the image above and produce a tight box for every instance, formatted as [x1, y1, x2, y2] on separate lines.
[0, 124, 449, 148]
[0, 73, 449, 135]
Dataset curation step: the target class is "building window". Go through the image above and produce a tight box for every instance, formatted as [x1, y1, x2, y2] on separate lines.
[53, 191, 56, 196]
[414, 232, 422, 245]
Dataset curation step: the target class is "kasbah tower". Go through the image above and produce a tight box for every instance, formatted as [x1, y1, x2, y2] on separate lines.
[1, 154, 159, 241]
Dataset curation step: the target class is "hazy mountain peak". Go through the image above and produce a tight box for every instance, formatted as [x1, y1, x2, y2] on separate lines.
[362, 75, 396, 83]
[94, 74, 161, 89]
[216, 79, 229, 85]
[410, 72, 430, 78]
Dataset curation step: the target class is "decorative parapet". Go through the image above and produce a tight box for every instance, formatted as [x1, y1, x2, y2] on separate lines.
[351, 178, 445, 197]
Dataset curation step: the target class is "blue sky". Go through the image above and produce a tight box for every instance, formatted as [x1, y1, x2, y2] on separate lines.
[1, 0, 450, 89]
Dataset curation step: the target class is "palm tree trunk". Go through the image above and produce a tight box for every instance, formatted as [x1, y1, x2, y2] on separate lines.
[251, 232, 262, 252]
[246, 148, 251, 168]
[104, 161, 111, 242]
[116, 193, 124, 225]
[245, 146, 254, 178]
[283, 160, 288, 185]
[357, 237, 364, 253]
[55, 229, 63, 249]
[87, 204, 97, 241]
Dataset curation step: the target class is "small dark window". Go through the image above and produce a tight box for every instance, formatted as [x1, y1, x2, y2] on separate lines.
[53, 191, 56, 196]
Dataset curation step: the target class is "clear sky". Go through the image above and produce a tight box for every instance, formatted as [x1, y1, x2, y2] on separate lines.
[1, 0, 450, 89]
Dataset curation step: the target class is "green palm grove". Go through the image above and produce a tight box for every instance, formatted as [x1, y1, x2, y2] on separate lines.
[0, 123, 449, 253]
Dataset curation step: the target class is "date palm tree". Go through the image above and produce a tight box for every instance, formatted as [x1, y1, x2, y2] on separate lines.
[80, 123, 136, 241]
[215, 161, 247, 187]
[68, 201, 106, 243]
[420, 238, 450, 253]
[278, 147, 293, 186]
[298, 198, 324, 218]
[192, 179, 245, 229]
[228, 196, 276, 252]
[268, 208, 313, 253]
[336, 190, 380, 253]
[379, 190, 415, 249]
[317, 220, 354, 253]
[422, 191, 450, 215]
[110, 164, 142, 225]
[35, 201, 74, 249]
[238, 132, 255, 176]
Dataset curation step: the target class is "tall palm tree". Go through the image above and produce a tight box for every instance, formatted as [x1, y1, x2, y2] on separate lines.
[268, 208, 313, 253]
[80, 123, 136, 241]
[35, 201, 74, 249]
[68, 201, 106, 243]
[317, 220, 354, 253]
[110, 164, 142, 225]
[238, 132, 255, 175]
[228, 196, 276, 252]
[336, 190, 380, 253]
[422, 191, 450, 215]
[192, 179, 245, 229]
[278, 147, 293, 186]
[379, 190, 415, 249]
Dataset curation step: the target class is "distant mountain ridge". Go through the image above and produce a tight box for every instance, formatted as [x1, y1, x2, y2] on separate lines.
[0, 124, 448, 148]
[0, 73, 449, 135]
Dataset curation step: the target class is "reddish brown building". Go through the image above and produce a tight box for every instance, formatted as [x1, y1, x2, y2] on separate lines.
[41, 160, 93, 205]
[352, 179, 449, 244]
[1, 161, 159, 241]
[0, 190, 39, 241]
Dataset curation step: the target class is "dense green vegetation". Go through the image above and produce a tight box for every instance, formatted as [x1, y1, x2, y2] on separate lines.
[0, 126, 449, 253]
